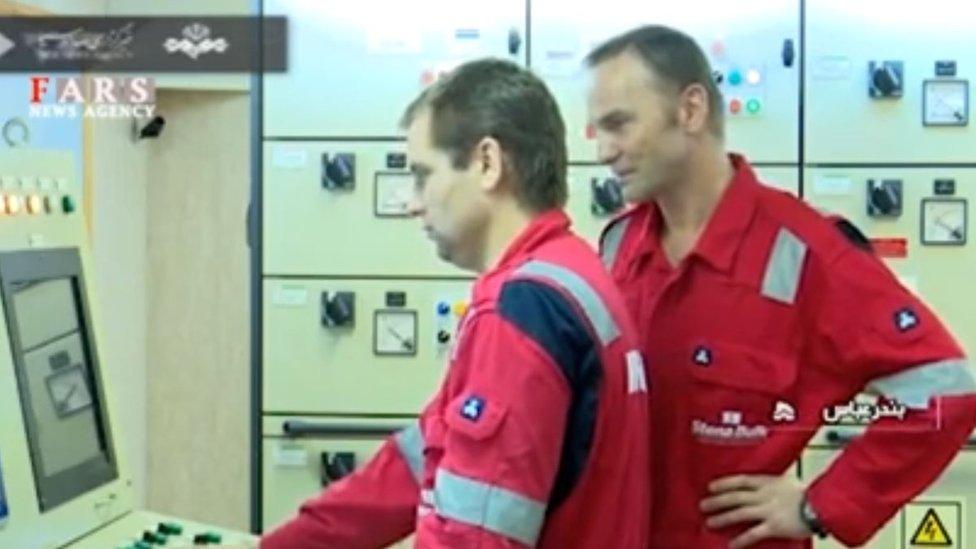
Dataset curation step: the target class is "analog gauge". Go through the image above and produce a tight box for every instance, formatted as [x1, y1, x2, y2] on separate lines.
[921, 198, 967, 245]
[375, 172, 415, 217]
[45, 366, 93, 418]
[374, 309, 418, 356]
[923, 79, 969, 126]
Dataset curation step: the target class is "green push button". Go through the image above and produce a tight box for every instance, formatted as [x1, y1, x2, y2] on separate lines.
[61, 195, 75, 214]
[193, 532, 222, 544]
[142, 530, 167, 545]
[158, 522, 184, 536]
[746, 98, 761, 114]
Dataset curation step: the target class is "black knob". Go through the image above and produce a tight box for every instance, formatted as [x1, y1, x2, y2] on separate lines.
[781, 38, 795, 68]
[590, 178, 624, 216]
[437, 330, 451, 344]
[869, 61, 903, 97]
[711, 69, 724, 85]
[321, 451, 357, 485]
[508, 28, 522, 56]
[873, 68, 898, 95]
[322, 153, 356, 190]
[867, 179, 902, 217]
[321, 292, 355, 328]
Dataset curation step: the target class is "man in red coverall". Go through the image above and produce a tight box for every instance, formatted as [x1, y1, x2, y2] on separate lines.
[258, 59, 650, 548]
[585, 25, 976, 548]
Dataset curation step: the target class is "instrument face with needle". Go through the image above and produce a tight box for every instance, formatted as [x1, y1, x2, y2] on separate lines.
[922, 198, 968, 245]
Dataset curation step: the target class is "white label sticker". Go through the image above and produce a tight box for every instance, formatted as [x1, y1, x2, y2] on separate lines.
[273, 285, 308, 307]
[813, 175, 852, 196]
[445, 26, 483, 55]
[272, 147, 308, 170]
[537, 49, 582, 78]
[366, 27, 422, 55]
[273, 443, 308, 468]
[812, 55, 853, 80]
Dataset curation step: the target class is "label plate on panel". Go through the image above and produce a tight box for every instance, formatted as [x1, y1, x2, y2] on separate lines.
[871, 237, 909, 258]
[272, 146, 308, 170]
[813, 175, 853, 196]
[272, 285, 309, 307]
[273, 443, 309, 468]
[811, 55, 853, 80]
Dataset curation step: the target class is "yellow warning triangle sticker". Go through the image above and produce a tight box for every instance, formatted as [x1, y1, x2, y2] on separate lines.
[910, 508, 952, 546]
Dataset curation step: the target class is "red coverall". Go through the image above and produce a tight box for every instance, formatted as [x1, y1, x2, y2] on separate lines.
[599, 154, 976, 547]
[263, 210, 650, 548]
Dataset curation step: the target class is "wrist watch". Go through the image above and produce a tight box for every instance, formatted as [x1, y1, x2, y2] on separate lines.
[799, 493, 829, 539]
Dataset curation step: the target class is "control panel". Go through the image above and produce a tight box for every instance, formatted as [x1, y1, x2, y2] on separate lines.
[262, 0, 528, 137]
[529, 0, 800, 163]
[263, 142, 468, 277]
[805, 0, 975, 163]
[0, 150, 254, 548]
[264, 278, 472, 415]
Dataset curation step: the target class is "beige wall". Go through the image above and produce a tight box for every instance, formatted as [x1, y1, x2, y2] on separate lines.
[92, 90, 252, 529]
[89, 115, 150, 507]
[144, 90, 251, 530]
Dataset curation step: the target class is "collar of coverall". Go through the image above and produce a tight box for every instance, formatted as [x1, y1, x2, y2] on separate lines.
[491, 208, 571, 272]
[637, 152, 761, 274]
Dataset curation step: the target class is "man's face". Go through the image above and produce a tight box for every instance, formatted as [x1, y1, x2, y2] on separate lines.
[406, 110, 490, 271]
[587, 50, 689, 203]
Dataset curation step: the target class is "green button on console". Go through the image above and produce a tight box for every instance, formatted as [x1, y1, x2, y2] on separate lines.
[158, 522, 184, 536]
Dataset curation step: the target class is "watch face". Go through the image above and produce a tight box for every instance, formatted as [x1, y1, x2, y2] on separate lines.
[801, 499, 828, 537]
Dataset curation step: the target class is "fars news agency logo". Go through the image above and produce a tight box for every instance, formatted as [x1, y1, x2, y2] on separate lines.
[28, 76, 156, 119]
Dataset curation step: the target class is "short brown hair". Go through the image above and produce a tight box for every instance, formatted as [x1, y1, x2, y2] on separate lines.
[400, 59, 567, 212]
[586, 25, 724, 137]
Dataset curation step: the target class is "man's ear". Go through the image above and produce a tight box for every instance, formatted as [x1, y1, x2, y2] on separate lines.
[677, 83, 710, 134]
[475, 136, 504, 191]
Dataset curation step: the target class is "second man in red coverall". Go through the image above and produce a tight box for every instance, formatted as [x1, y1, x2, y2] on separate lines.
[585, 25, 976, 548]
[260, 59, 651, 548]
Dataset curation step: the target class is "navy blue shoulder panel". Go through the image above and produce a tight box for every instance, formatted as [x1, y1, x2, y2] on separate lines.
[497, 278, 602, 510]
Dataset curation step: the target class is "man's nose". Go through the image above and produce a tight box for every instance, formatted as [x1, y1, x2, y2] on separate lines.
[406, 194, 425, 217]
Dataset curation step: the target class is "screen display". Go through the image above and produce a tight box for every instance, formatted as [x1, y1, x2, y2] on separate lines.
[1, 248, 118, 513]
[13, 279, 103, 479]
